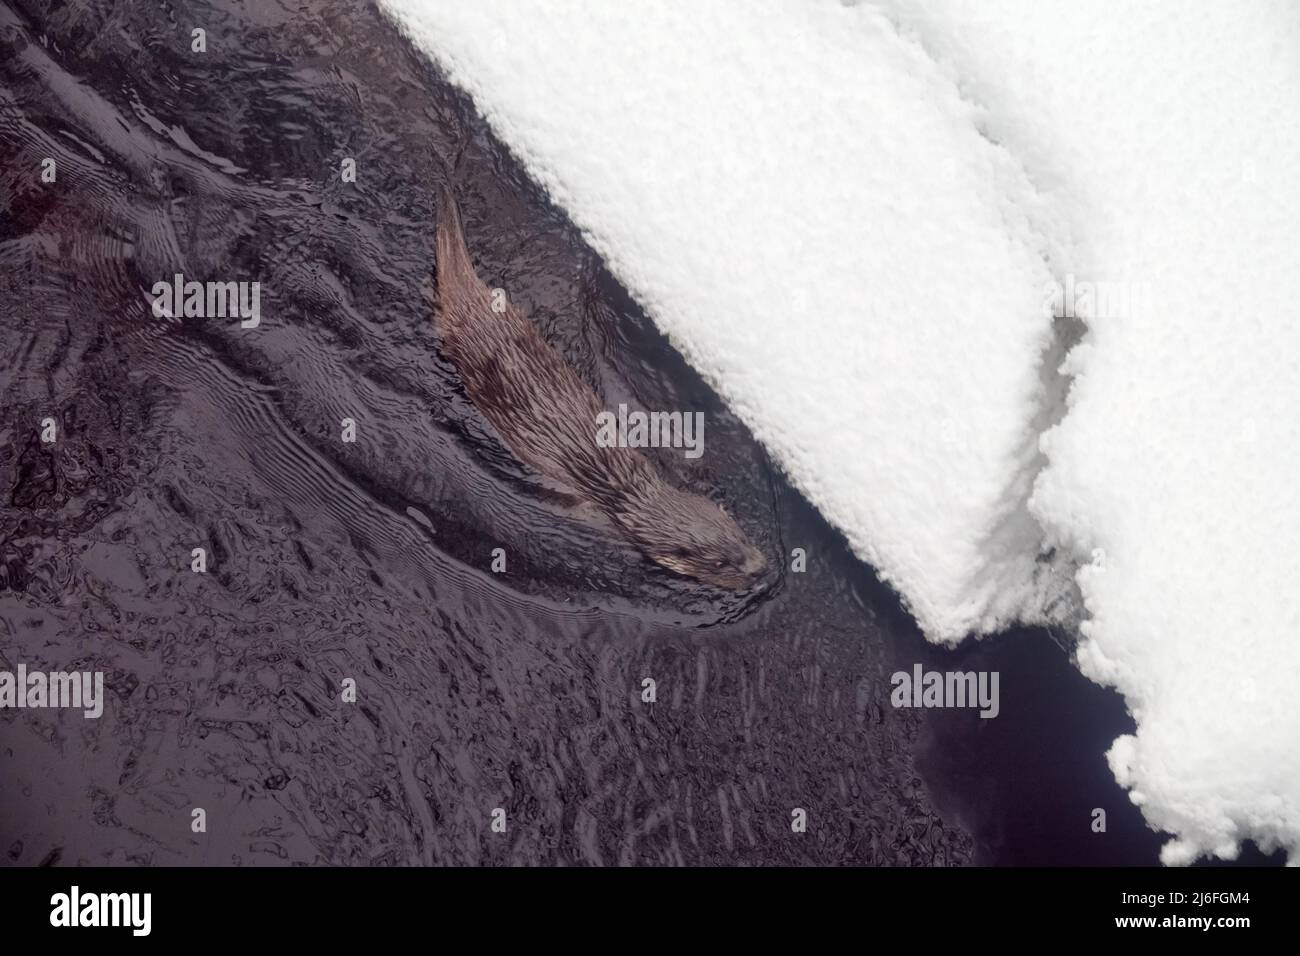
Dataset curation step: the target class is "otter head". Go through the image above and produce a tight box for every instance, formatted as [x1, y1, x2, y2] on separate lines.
[616, 484, 768, 590]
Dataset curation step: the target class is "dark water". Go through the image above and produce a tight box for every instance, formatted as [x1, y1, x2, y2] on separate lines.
[0, 0, 1271, 868]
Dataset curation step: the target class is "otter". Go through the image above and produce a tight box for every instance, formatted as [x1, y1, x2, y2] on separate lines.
[432, 187, 767, 590]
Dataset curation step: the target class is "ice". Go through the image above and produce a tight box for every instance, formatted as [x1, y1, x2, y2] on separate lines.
[379, 0, 1300, 863]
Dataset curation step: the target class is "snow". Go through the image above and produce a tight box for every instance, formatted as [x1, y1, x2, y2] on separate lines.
[874, 0, 1300, 865]
[379, 0, 1300, 864]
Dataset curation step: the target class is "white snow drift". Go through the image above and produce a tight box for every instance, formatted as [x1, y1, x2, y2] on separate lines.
[380, 0, 1300, 864]
[873, 0, 1300, 866]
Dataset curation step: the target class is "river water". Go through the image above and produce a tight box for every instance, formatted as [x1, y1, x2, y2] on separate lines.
[2, 0, 1253, 867]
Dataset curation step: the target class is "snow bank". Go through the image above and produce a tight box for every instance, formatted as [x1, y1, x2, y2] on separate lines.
[379, 0, 1070, 643]
[380, 0, 1300, 863]
[871, 0, 1300, 864]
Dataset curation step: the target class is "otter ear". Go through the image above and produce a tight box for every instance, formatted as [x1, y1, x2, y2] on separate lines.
[718, 503, 730, 517]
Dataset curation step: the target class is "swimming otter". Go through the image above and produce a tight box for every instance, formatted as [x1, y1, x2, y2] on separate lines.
[432, 187, 766, 590]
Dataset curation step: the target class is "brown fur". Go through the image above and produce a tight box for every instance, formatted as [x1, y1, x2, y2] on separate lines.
[433, 187, 766, 589]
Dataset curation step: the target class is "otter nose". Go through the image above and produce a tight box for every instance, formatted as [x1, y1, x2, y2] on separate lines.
[741, 550, 767, 578]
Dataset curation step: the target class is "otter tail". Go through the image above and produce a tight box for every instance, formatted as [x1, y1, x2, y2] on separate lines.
[435, 185, 478, 310]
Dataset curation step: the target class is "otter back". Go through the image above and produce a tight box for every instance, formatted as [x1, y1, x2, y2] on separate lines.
[433, 188, 663, 515]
